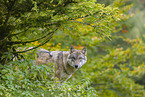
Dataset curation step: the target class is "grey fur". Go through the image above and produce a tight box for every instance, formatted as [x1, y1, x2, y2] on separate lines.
[35, 47, 87, 82]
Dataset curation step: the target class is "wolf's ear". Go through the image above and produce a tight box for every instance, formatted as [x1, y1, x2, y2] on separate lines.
[82, 47, 87, 55]
[70, 46, 75, 53]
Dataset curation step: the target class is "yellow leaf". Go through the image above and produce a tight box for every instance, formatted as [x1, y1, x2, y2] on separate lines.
[117, 72, 120, 75]
[76, 18, 83, 22]
[58, 43, 61, 45]
[34, 41, 38, 46]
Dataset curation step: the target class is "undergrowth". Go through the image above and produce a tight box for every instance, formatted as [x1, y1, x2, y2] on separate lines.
[0, 59, 97, 97]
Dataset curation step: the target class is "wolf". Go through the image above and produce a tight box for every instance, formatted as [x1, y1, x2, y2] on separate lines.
[36, 46, 87, 82]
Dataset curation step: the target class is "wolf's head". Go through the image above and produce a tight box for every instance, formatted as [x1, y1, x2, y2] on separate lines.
[67, 46, 87, 69]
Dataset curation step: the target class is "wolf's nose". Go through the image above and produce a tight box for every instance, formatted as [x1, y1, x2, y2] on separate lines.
[75, 64, 78, 68]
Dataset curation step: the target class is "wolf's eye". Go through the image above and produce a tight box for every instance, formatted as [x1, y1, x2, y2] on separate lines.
[71, 56, 75, 61]
[79, 57, 83, 59]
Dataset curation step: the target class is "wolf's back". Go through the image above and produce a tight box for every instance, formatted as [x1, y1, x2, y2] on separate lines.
[36, 49, 53, 65]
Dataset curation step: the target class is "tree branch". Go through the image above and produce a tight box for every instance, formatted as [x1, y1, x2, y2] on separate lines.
[0, 27, 31, 42]
[10, 27, 30, 36]
[12, 28, 57, 54]
[7, 31, 54, 45]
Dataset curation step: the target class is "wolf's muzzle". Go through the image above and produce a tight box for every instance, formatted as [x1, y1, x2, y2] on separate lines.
[75, 64, 78, 68]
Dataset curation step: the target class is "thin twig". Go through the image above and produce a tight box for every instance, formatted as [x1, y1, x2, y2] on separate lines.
[13, 28, 57, 54]
[7, 31, 54, 45]
[10, 27, 31, 36]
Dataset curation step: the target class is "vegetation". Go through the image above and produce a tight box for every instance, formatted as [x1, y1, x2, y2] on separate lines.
[0, 0, 145, 96]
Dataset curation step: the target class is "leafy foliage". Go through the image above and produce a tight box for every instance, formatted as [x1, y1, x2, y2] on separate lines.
[86, 38, 145, 96]
[0, 59, 97, 96]
[0, 0, 126, 64]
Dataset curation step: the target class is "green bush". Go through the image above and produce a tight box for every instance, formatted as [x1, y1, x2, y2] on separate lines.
[0, 59, 97, 97]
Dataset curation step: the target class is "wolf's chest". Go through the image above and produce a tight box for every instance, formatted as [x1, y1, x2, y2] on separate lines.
[60, 72, 72, 81]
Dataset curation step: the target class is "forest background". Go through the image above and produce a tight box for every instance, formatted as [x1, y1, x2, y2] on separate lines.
[0, 0, 145, 96]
